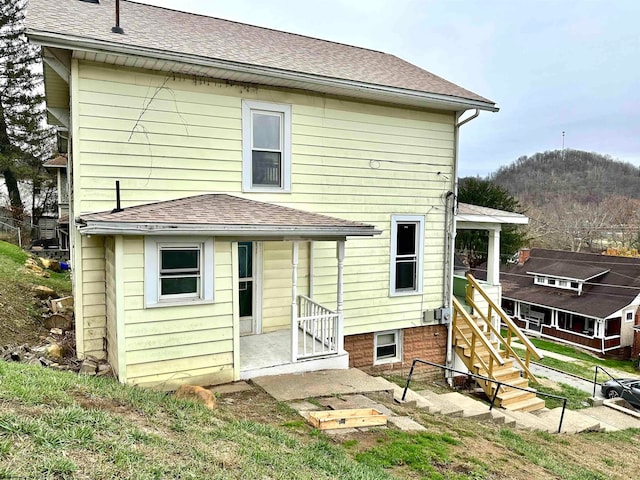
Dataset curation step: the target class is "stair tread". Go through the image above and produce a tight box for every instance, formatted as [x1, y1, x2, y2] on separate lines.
[498, 387, 536, 401]
[504, 397, 546, 412]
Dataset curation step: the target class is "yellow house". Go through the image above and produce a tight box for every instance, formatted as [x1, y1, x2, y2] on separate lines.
[27, 0, 499, 390]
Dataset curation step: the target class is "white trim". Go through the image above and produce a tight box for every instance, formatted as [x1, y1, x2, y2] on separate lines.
[144, 236, 214, 308]
[255, 241, 263, 334]
[231, 241, 240, 381]
[242, 100, 291, 193]
[374, 330, 402, 365]
[389, 214, 425, 296]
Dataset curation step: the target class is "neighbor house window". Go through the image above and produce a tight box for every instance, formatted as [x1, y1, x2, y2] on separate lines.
[390, 215, 424, 295]
[242, 100, 291, 192]
[144, 237, 214, 307]
[374, 330, 401, 364]
[626, 311, 635, 323]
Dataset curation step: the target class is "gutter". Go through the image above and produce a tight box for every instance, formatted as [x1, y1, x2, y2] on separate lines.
[27, 30, 499, 113]
[76, 221, 382, 238]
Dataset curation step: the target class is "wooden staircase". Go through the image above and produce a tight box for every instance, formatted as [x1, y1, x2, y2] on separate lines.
[452, 275, 545, 413]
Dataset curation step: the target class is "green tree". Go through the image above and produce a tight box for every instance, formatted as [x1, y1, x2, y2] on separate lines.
[456, 177, 528, 267]
[0, 0, 55, 224]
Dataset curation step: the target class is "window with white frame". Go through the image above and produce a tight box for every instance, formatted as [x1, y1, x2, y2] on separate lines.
[390, 215, 424, 295]
[626, 310, 635, 323]
[374, 330, 401, 364]
[242, 100, 291, 192]
[144, 237, 214, 307]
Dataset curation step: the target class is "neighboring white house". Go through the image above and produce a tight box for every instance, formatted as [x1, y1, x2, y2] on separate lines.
[27, 0, 499, 389]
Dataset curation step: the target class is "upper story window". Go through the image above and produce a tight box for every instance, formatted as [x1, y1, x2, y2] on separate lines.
[390, 215, 425, 296]
[242, 100, 291, 192]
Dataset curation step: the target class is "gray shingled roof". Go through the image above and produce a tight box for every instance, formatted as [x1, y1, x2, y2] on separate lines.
[26, 0, 494, 106]
[77, 194, 381, 237]
[500, 248, 640, 319]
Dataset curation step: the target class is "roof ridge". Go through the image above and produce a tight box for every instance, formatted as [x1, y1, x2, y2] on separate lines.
[124, 0, 389, 56]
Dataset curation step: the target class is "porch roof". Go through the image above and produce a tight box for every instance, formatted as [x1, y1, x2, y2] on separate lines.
[456, 203, 528, 226]
[76, 194, 381, 239]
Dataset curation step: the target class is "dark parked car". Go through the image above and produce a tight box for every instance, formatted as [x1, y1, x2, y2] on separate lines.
[601, 378, 640, 408]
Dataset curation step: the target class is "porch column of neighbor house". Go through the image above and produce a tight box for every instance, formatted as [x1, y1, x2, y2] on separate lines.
[337, 240, 345, 353]
[291, 241, 299, 363]
[486, 227, 501, 286]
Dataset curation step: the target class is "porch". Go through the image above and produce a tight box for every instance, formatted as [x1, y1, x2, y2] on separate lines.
[505, 300, 622, 354]
[237, 240, 351, 379]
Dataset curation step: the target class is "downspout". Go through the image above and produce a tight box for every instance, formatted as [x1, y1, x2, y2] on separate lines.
[445, 109, 480, 382]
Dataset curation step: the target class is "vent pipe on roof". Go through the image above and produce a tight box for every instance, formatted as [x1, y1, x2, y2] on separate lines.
[111, 181, 124, 213]
[111, 0, 124, 34]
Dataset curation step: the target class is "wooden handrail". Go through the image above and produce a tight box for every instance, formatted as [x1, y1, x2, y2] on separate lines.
[465, 274, 543, 381]
[452, 297, 505, 381]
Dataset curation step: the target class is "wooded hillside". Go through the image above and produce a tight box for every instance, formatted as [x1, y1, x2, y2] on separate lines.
[477, 150, 640, 253]
[490, 150, 640, 206]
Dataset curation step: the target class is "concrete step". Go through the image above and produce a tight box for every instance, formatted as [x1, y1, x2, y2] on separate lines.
[503, 396, 546, 412]
[391, 385, 434, 410]
[578, 404, 640, 432]
[501, 409, 555, 432]
[534, 407, 602, 434]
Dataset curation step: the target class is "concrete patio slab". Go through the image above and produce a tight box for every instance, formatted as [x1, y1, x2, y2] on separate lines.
[209, 381, 253, 395]
[252, 368, 394, 401]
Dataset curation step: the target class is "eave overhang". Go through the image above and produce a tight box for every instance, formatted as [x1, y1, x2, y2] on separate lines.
[76, 221, 381, 240]
[27, 29, 499, 113]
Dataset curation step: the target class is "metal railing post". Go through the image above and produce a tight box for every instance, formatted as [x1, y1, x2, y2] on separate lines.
[558, 398, 567, 433]
[593, 366, 599, 398]
[402, 359, 418, 402]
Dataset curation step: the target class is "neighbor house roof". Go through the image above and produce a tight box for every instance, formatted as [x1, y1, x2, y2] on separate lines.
[500, 248, 640, 319]
[77, 194, 382, 238]
[43, 155, 67, 168]
[26, 0, 496, 112]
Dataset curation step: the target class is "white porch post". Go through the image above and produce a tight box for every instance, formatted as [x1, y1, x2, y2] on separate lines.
[291, 241, 299, 363]
[337, 240, 345, 353]
[486, 227, 501, 287]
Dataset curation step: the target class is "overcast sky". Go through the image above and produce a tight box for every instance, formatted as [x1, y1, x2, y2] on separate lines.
[137, 0, 639, 177]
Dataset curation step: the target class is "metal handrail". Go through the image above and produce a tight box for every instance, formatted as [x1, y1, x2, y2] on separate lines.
[592, 366, 640, 407]
[401, 358, 569, 434]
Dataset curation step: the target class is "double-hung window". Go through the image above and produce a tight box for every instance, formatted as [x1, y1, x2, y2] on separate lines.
[374, 330, 401, 364]
[242, 100, 291, 192]
[390, 215, 425, 295]
[144, 237, 214, 307]
[159, 246, 201, 299]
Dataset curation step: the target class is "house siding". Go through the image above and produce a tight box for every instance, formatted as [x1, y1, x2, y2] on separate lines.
[261, 241, 309, 333]
[104, 237, 118, 376]
[119, 237, 235, 389]
[72, 60, 453, 340]
[79, 234, 107, 358]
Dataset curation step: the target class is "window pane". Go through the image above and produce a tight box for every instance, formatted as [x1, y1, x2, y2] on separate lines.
[239, 281, 253, 318]
[161, 249, 198, 270]
[397, 223, 416, 255]
[161, 277, 198, 295]
[252, 151, 281, 186]
[252, 112, 281, 150]
[239, 242, 252, 279]
[377, 344, 396, 359]
[377, 333, 395, 345]
[396, 261, 416, 290]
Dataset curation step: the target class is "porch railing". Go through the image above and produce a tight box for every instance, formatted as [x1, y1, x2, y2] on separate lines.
[296, 295, 339, 359]
[465, 274, 542, 381]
